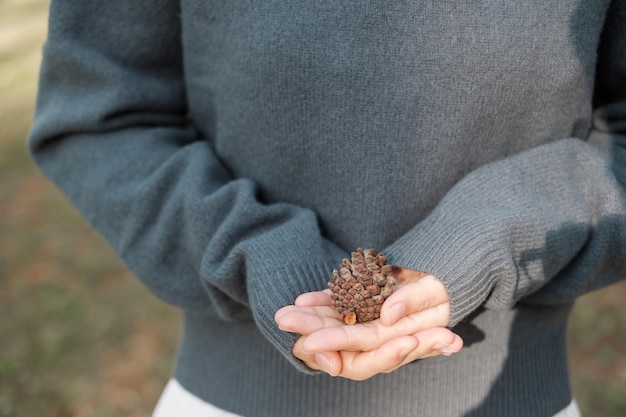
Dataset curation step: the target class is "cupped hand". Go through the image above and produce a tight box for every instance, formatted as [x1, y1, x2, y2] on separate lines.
[274, 269, 463, 380]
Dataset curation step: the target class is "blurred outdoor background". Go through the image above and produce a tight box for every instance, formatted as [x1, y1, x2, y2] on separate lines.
[1, 0, 625, 416]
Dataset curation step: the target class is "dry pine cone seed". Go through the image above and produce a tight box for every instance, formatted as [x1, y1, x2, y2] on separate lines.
[328, 248, 395, 325]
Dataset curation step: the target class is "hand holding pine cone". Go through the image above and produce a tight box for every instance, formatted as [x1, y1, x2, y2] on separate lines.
[328, 248, 395, 325]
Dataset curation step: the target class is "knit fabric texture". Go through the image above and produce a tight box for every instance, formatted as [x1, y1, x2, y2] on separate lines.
[29, 0, 626, 416]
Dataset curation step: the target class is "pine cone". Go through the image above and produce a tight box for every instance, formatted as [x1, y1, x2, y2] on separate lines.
[328, 248, 395, 325]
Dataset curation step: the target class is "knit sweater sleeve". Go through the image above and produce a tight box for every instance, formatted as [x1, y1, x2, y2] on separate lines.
[28, 0, 345, 366]
[384, 1, 626, 326]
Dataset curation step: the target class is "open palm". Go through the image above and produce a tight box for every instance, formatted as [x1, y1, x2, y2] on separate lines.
[275, 269, 463, 380]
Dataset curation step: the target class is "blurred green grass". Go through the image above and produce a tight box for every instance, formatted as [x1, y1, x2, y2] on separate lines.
[1, 2, 180, 416]
[1, 1, 624, 416]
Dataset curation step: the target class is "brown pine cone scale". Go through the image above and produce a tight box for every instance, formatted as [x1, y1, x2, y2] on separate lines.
[328, 248, 395, 325]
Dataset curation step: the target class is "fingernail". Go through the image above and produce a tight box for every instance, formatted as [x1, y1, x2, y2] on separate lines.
[432, 343, 456, 356]
[315, 353, 335, 375]
[387, 303, 406, 325]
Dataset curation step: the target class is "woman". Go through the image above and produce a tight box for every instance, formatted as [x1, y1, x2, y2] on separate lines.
[29, 0, 625, 415]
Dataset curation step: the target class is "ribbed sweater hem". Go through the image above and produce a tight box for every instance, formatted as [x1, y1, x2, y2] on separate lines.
[174, 303, 574, 417]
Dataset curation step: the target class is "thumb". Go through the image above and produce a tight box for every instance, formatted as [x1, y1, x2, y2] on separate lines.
[380, 275, 450, 326]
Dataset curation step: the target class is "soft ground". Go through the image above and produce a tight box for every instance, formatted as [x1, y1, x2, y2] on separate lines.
[1, 1, 624, 416]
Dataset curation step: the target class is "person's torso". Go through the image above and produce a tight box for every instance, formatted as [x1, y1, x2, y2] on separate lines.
[180, 0, 609, 250]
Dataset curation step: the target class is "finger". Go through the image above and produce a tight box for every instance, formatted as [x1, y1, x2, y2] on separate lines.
[276, 306, 342, 335]
[313, 351, 342, 376]
[311, 327, 464, 381]
[338, 336, 419, 381]
[355, 328, 463, 379]
[274, 305, 295, 323]
[276, 304, 340, 324]
[301, 303, 449, 352]
[333, 327, 464, 380]
[403, 327, 463, 362]
[274, 304, 309, 324]
[393, 302, 451, 335]
[293, 337, 342, 376]
[295, 289, 333, 307]
[381, 275, 449, 326]
[275, 289, 333, 324]
[388, 267, 429, 286]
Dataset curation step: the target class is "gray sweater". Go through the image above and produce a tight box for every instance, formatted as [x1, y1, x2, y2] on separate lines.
[29, 0, 626, 416]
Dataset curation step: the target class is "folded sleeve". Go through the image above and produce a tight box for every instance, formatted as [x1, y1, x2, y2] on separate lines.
[28, 0, 345, 368]
[384, 0, 626, 326]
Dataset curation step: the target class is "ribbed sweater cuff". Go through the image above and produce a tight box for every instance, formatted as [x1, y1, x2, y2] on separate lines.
[384, 212, 514, 327]
[252, 262, 343, 373]
[245, 224, 347, 373]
